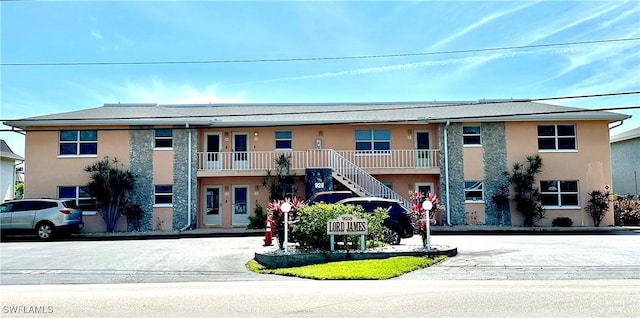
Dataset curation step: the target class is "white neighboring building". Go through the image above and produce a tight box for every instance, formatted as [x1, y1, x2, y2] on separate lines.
[610, 127, 640, 198]
[1, 139, 24, 201]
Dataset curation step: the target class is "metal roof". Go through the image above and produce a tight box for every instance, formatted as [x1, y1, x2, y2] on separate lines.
[610, 127, 640, 143]
[2, 100, 631, 129]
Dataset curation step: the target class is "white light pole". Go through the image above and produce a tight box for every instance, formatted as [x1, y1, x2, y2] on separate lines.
[422, 200, 433, 251]
[280, 201, 292, 254]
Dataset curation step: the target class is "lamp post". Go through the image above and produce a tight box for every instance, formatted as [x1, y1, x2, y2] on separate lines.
[280, 201, 292, 254]
[422, 200, 433, 250]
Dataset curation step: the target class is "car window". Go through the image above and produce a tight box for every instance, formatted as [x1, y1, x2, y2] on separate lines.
[62, 200, 79, 209]
[12, 202, 32, 212]
[0, 203, 14, 213]
[33, 201, 58, 210]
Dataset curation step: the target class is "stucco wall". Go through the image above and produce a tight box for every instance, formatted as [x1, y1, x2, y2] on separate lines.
[611, 137, 639, 197]
[1, 158, 17, 201]
[505, 120, 615, 226]
[199, 124, 439, 152]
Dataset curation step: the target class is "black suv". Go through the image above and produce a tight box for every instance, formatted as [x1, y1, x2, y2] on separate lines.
[304, 191, 355, 205]
[336, 197, 414, 245]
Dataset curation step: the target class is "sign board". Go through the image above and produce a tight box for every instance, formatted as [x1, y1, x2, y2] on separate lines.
[327, 214, 368, 235]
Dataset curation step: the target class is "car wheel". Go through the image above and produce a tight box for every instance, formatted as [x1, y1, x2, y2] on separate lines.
[383, 228, 401, 245]
[36, 222, 55, 241]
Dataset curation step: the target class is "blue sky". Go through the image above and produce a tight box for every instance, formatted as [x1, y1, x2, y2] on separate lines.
[1, 1, 639, 156]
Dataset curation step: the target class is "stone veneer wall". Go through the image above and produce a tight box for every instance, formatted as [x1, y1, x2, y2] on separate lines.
[305, 168, 333, 199]
[172, 128, 198, 230]
[439, 123, 465, 225]
[129, 127, 154, 232]
[481, 122, 511, 225]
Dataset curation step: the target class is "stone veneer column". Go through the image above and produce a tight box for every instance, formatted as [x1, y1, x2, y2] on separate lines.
[129, 127, 154, 231]
[439, 123, 465, 225]
[172, 127, 198, 230]
[482, 122, 511, 225]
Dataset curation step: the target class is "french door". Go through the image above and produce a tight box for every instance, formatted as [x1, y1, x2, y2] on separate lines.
[203, 186, 222, 225]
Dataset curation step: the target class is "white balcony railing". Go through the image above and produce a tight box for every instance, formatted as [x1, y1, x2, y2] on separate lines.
[197, 149, 439, 171]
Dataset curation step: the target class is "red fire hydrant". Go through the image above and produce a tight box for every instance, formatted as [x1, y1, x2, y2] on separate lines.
[263, 217, 274, 246]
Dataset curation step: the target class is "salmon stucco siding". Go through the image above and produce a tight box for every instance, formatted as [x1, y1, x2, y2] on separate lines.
[3, 101, 630, 232]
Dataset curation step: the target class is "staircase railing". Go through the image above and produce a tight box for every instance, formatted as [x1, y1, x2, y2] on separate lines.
[327, 150, 412, 210]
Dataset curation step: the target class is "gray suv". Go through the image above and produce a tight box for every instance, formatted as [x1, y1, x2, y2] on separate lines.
[1, 199, 84, 240]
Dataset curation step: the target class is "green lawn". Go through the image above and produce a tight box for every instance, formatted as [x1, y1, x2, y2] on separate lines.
[247, 255, 446, 280]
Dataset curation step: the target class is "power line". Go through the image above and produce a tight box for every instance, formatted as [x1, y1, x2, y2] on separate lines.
[2, 37, 639, 67]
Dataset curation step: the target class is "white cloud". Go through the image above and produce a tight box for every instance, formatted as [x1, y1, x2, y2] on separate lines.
[90, 29, 103, 40]
[517, 1, 630, 45]
[83, 77, 247, 105]
[430, 2, 539, 50]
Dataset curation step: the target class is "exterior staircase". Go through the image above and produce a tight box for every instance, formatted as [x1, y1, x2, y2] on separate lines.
[327, 150, 412, 210]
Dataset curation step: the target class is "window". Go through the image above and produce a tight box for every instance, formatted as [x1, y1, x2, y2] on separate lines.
[155, 129, 173, 149]
[463, 126, 481, 145]
[58, 186, 97, 211]
[59, 130, 97, 156]
[540, 180, 579, 207]
[355, 129, 390, 154]
[464, 181, 484, 201]
[538, 124, 576, 150]
[275, 131, 292, 150]
[154, 185, 173, 205]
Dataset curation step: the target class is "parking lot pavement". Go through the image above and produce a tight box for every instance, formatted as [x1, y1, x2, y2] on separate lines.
[1, 233, 639, 285]
[398, 234, 640, 280]
[0, 237, 296, 285]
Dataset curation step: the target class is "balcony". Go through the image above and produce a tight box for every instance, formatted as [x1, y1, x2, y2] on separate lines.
[196, 149, 439, 176]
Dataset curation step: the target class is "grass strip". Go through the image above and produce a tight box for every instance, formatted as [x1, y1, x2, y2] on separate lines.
[247, 255, 446, 280]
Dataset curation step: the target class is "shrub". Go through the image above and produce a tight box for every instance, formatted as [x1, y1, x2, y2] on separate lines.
[552, 217, 573, 227]
[509, 154, 545, 226]
[247, 203, 267, 229]
[585, 190, 610, 227]
[615, 199, 640, 225]
[290, 203, 388, 250]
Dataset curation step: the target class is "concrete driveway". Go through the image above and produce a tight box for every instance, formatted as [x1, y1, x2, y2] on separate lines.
[400, 233, 640, 280]
[1, 233, 639, 284]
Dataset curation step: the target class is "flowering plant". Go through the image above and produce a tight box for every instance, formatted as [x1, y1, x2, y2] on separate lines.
[409, 190, 444, 239]
[267, 197, 302, 248]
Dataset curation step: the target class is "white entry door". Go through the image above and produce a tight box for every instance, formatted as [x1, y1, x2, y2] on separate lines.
[232, 133, 249, 169]
[231, 185, 249, 226]
[203, 186, 222, 226]
[415, 131, 432, 168]
[415, 182, 435, 196]
[205, 133, 221, 170]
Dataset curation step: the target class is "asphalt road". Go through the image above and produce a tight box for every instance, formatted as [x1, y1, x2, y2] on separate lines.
[1, 280, 638, 317]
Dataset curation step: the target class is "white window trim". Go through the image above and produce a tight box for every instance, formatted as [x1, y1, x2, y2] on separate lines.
[154, 129, 173, 150]
[355, 129, 391, 154]
[537, 124, 577, 151]
[57, 154, 99, 158]
[464, 180, 484, 202]
[541, 205, 581, 210]
[59, 130, 98, 157]
[58, 185, 97, 212]
[538, 149, 578, 153]
[154, 185, 174, 207]
[540, 180, 580, 208]
[462, 125, 482, 146]
[275, 131, 293, 151]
